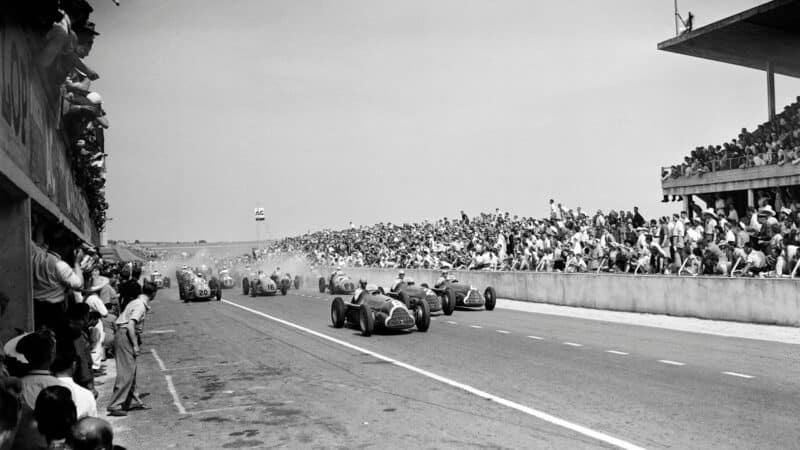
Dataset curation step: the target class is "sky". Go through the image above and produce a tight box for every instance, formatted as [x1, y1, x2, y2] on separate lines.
[88, 0, 800, 242]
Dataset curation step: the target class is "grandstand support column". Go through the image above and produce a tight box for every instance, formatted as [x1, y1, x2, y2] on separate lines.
[0, 195, 33, 343]
[747, 189, 755, 208]
[682, 196, 690, 215]
[767, 61, 776, 121]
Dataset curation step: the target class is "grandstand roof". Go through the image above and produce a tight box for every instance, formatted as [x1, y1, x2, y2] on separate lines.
[658, 0, 800, 78]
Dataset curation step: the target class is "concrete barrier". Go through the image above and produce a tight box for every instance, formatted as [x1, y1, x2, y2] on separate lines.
[305, 269, 800, 327]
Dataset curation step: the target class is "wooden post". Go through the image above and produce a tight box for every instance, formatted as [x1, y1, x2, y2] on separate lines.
[767, 62, 776, 121]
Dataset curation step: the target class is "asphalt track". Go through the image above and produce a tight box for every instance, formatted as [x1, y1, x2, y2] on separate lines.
[110, 286, 800, 449]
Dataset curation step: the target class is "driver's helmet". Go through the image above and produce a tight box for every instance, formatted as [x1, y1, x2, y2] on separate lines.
[441, 269, 449, 276]
[358, 278, 367, 288]
[398, 270, 405, 278]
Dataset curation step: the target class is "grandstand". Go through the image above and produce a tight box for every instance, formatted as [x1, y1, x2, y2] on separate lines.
[658, 0, 800, 216]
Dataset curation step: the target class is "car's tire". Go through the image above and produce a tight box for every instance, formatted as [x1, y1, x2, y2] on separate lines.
[294, 276, 301, 290]
[442, 287, 456, 316]
[415, 298, 431, 332]
[281, 286, 287, 296]
[216, 289, 222, 301]
[331, 297, 345, 328]
[484, 286, 496, 311]
[398, 290, 410, 307]
[318, 277, 326, 293]
[359, 304, 374, 337]
[242, 278, 249, 296]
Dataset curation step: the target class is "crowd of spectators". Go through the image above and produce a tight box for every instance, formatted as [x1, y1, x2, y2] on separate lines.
[664, 97, 800, 179]
[270, 198, 800, 278]
[0, 223, 151, 449]
[3, 0, 112, 232]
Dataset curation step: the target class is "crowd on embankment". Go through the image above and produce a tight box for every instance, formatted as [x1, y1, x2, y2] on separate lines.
[269, 199, 800, 279]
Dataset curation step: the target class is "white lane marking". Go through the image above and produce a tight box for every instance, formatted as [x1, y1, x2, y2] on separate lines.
[497, 330, 511, 334]
[527, 335, 544, 340]
[657, 360, 685, 366]
[145, 329, 176, 335]
[222, 299, 646, 450]
[446, 321, 457, 325]
[606, 350, 629, 356]
[164, 375, 187, 414]
[150, 348, 167, 372]
[564, 342, 583, 347]
[723, 371, 754, 379]
[165, 361, 244, 372]
[470, 325, 482, 329]
[188, 404, 261, 415]
[151, 349, 187, 414]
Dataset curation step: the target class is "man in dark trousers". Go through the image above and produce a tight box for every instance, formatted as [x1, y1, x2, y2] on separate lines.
[107, 282, 156, 416]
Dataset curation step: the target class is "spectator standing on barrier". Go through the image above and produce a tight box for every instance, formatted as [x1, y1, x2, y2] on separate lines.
[107, 282, 156, 416]
[31, 225, 85, 330]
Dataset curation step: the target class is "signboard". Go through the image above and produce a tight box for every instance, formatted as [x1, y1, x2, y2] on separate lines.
[254, 207, 265, 221]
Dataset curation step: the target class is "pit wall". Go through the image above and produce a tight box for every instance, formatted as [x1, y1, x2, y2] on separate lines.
[304, 269, 800, 327]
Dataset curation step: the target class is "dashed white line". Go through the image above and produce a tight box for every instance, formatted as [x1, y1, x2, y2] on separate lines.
[145, 329, 176, 335]
[563, 342, 583, 347]
[164, 375, 187, 414]
[527, 335, 544, 340]
[446, 321, 457, 325]
[723, 371, 754, 379]
[470, 325, 483, 329]
[222, 299, 646, 450]
[497, 330, 511, 334]
[606, 350, 629, 356]
[657, 360, 685, 366]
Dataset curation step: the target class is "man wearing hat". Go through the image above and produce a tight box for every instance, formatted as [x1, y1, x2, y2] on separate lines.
[703, 208, 718, 242]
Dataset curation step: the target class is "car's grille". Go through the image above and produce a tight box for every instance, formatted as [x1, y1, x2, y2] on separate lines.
[464, 290, 483, 305]
[426, 295, 442, 311]
[387, 309, 414, 328]
[344, 283, 354, 291]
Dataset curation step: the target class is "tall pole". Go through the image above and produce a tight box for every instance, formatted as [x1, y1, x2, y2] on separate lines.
[674, 0, 679, 36]
[767, 61, 776, 121]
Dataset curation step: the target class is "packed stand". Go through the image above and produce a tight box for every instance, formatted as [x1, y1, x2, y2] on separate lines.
[2, 0, 111, 232]
[269, 199, 800, 278]
[664, 97, 800, 179]
[0, 223, 154, 449]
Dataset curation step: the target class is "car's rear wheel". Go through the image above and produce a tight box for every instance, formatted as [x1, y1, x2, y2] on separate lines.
[216, 289, 222, 301]
[415, 298, 430, 332]
[242, 278, 249, 296]
[281, 286, 287, 296]
[484, 286, 496, 311]
[294, 276, 301, 290]
[359, 304, 374, 337]
[331, 297, 345, 328]
[318, 277, 326, 293]
[442, 287, 456, 316]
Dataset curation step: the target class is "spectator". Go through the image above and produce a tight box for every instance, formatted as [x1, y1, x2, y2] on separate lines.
[54, 304, 95, 396]
[31, 225, 84, 330]
[17, 330, 59, 409]
[51, 352, 97, 419]
[34, 385, 77, 449]
[67, 417, 125, 450]
[0, 379, 22, 450]
[107, 282, 157, 416]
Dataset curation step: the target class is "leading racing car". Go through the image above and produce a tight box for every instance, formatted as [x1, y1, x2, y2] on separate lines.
[428, 278, 496, 311]
[218, 269, 235, 289]
[149, 271, 170, 289]
[330, 284, 430, 336]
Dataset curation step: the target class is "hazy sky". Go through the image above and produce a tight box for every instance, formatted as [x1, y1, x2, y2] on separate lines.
[89, 0, 800, 242]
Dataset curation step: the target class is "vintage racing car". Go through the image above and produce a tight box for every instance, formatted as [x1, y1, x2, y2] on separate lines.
[269, 272, 301, 292]
[218, 269, 235, 289]
[176, 269, 221, 302]
[244, 271, 287, 296]
[428, 278, 496, 311]
[319, 272, 355, 295]
[391, 279, 454, 315]
[330, 287, 430, 336]
[149, 271, 170, 289]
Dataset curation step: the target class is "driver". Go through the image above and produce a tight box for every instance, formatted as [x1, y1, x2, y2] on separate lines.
[390, 270, 406, 292]
[270, 266, 281, 283]
[353, 278, 368, 303]
[434, 270, 451, 288]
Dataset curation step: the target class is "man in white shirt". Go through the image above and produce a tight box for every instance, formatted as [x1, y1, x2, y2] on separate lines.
[52, 353, 97, 418]
[83, 290, 108, 372]
[31, 237, 84, 329]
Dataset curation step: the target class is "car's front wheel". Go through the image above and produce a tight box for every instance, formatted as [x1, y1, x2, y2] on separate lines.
[415, 299, 430, 332]
[318, 277, 326, 293]
[331, 297, 345, 328]
[294, 276, 301, 290]
[484, 286, 496, 311]
[242, 278, 249, 296]
[442, 287, 456, 316]
[359, 304, 374, 337]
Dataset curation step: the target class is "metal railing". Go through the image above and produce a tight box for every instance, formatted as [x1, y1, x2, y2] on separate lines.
[661, 154, 800, 180]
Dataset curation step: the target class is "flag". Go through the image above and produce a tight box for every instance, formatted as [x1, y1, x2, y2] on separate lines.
[254, 207, 265, 222]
